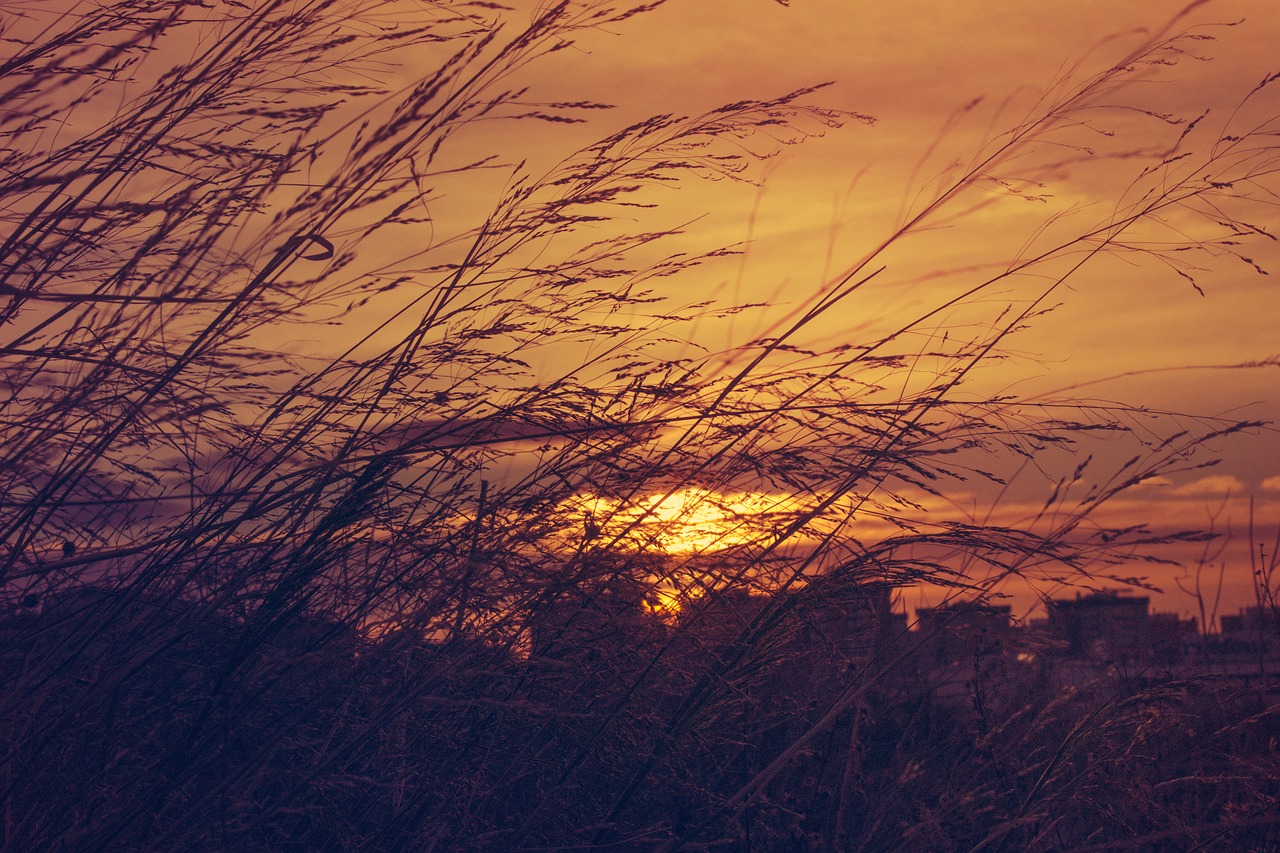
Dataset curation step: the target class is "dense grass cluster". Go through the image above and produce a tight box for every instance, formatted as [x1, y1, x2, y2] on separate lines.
[2, 1, 1278, 849]
[5, 584, 1280, 850]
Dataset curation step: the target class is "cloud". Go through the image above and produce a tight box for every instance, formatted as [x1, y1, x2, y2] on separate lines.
[1170, 475, 1247, 498]
[1261, 476, 1280, 494]
[1136, 476, 1173, 488]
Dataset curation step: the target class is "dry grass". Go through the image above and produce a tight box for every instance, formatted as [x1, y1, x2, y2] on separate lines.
[1, 1, 1278, 849]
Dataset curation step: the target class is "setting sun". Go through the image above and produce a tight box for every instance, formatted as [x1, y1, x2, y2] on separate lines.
[572, 487, 797, 554]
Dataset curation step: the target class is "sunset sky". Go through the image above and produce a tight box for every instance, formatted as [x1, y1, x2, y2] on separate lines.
[479, 0, 1280, 620]
[10, 0, 1278, 625]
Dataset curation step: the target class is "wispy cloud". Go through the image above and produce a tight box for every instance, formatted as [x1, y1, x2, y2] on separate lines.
[1170, 476, 1247, 498]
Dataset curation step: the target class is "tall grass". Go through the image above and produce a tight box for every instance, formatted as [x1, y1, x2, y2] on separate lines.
[2, 1, 1278, 849]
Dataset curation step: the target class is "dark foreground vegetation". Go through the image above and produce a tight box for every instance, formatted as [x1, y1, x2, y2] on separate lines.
[4, 581, 1279, 850]
[2, 1, 1279, 849]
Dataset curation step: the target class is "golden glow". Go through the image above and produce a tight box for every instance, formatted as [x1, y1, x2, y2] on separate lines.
[642, 578, 684, 619]
[577, 487, 793, 554]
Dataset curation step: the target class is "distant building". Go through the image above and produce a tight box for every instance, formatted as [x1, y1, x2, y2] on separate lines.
[678, 586, 767, 649]
[1220, 605, 1279, 642]
[1047, 591, 1151, 663]
[676, 580, 901, 707]
[1147, 611, 1198, 663]
[797, 581, 897, 664]
[915, 601, 1013, 668]
[529, 577, 662, 659]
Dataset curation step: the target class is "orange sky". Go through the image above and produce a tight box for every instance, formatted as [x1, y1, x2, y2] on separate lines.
[478, 0, 1280, 622]
[15, 0, 1277, 625]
